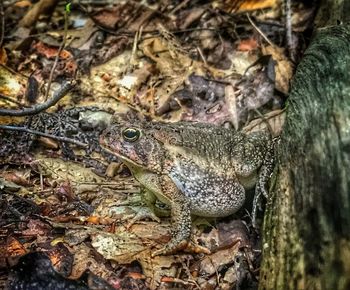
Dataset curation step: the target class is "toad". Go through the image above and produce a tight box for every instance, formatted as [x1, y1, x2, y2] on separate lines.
[100, 115, 274, 256]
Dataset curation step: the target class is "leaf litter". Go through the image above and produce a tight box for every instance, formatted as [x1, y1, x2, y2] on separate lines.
[0, 1, 317, 289]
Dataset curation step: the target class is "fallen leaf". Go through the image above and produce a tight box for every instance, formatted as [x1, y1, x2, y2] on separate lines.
[215, 0, 277, 13]
[237, 38, 258, 51]
[262, 45, 294, 94]
[6, 237, 27, 258]
[0, 48, 8, 64]
[32, 41, 72, 59]
[2, 171, 32, 186]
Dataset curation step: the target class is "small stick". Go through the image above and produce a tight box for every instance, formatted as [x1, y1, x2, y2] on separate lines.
[0, 80, 75, 116]
[0, 93, 29, 107]
[170, 0, 190, 15]
[0, 124, 88, 148]
[247, 14, 274, 47]
[285, 0, 295, 61]
[197, 46, 207, 66]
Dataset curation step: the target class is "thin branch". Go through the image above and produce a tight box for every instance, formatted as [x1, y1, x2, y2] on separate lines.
[0, 80, 75, 116]
[0, 125, 88, 148]
[43, 4, 69, 101]
[285, 0, 295, 61]
[0, 63, 28, 78]
[140, 27, 222, 41]
[196, 46, 208, 66]
[0, 93, 29, 107]
[247, 14, 274, 47]
[169, 0, 191, 15]
[0, 0, 4, 48]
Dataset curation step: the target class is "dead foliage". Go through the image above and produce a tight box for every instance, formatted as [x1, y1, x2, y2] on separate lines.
[0, 0, 316, 289]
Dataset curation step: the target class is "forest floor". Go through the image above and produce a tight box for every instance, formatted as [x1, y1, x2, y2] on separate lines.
[0, 1, 316, 289]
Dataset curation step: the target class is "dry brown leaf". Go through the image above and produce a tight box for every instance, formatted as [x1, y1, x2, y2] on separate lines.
[0, 48, 8, 65]
[214, 0, 277, 13]
[69, 243, 119, 283]
[85, 216, 115, 225]
[237, 38, 258, 51]
[6, 237, 28, 258]
[127, 272, 146, 280]
[0, 66, 26, 105]
[22, 219, 52, 238]
[14, 1, 32, 8]
[90, 231, 147, 264]
[32, 41, 72, 59]
[200, 243, 241, 275]
[2, 171, 32, 187]
[243, 109, 286, 137]
[262, 45, 294, 94]
[34, 156, 106, 184]
[37, 136, 59, 149]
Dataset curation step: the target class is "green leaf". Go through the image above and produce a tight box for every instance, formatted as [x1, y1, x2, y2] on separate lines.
[65, 2, 72, 13]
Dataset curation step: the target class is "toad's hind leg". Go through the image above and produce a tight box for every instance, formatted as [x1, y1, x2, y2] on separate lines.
[151, 175, 210, 257]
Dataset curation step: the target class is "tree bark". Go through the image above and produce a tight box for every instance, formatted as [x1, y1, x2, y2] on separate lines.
[259, 8, 350, 290]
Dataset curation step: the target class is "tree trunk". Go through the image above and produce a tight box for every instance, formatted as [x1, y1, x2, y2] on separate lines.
[259, 7, 350, 290]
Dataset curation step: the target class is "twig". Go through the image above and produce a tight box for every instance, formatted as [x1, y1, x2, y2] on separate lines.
[43, 4, 69, 101]
[247, 14, 274, 47]
[0, 124, 88, 147]
[75, 5, 221, 39]
[197, 46, 208, 66]
[140, 27, 221, 41]
[285, 0, 295, 61]
[130, 27, 141, 67]
[0, 63, 28, 78]
[19, 0, 59, 28]
[0, 80, 75, 116]
[253, 108, 274, 135]
[170, 0, 191, 15]
[0, 0, 4, 48]
[0, 93, 30, 107]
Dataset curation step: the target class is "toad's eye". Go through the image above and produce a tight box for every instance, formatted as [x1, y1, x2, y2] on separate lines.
[122, 128, 141, 142]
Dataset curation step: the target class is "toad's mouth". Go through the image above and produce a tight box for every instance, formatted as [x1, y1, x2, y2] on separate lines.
[99, 134, 147, 169]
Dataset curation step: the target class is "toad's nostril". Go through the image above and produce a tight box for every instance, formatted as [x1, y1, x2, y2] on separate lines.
[100, 129, 111, 144]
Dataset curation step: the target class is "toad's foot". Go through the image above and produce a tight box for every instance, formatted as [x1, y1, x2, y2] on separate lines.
[141, 188, 170, 218]
[184, 240, 211, 255]
[151, 240, 188, 257]
[126, 207, 161, 229]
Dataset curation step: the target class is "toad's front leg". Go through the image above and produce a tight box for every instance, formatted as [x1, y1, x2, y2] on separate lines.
[151, 175, 210, 257]
[252, 138, 276, 227]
